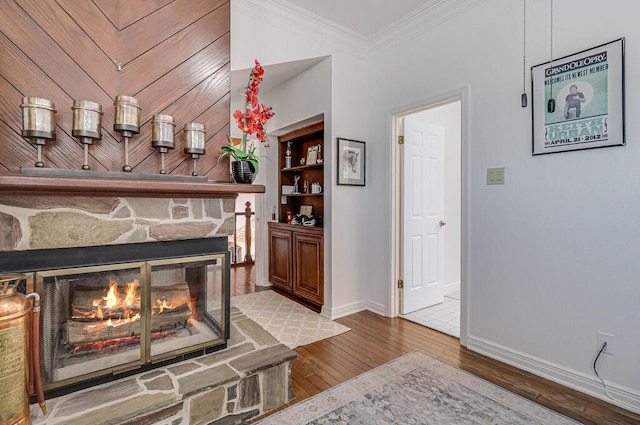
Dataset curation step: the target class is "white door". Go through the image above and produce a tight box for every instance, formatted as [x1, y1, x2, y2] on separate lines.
[401, 116, 445, 314]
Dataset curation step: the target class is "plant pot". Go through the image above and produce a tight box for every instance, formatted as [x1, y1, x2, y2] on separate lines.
[231, 160, 256, 184]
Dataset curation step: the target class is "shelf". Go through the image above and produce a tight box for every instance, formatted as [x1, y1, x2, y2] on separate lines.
[281, 163, 324, 172]
[283, 193, 323, 197]
[0, 172, 266, 198]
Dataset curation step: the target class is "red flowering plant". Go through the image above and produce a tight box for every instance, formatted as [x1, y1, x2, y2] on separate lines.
[219, 59, 275, 173]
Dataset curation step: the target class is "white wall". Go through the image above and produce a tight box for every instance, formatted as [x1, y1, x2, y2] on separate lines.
[368, 0, 640, 411]
[232, 0, 373, 316]
[233, 0, 640, 411]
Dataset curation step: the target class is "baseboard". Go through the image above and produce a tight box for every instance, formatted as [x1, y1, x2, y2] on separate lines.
[443, 280, 460, 295]
[323, 300, 367, 320]
[366, 300, 387, 317]
[466, 335, 640, 414]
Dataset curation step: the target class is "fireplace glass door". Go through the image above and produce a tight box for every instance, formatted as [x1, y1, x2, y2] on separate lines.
[36, 254, 226, 390]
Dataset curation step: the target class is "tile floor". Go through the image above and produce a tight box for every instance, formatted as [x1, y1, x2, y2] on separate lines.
[402, 294, 460, 338]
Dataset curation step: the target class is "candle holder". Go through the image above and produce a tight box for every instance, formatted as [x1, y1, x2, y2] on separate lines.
[151, 114, 175, 174]
[183, 123, 205, 176]
[20, 97, 56, 168]
[113, 95, 140, 172]
[72, 100, 103, 170]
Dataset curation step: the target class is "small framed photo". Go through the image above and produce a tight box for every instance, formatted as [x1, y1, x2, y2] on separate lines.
[531, 38, 625, 155]
[306, 146, 318, 165]
[299, 204, 313, 216]
[337, 138, 365, 186]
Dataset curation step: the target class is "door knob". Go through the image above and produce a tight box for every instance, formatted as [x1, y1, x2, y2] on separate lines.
[439, 220, 447, 227]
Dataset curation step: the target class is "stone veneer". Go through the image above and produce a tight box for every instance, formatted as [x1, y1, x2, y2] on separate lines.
[0, 196, 236, 251]
[0, 194, 297, 423]
[29, 307, 297, 425]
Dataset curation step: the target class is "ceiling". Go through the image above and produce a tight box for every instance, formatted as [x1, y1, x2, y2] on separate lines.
[287, 0, 433, 38]
[232, 0, 461, 98]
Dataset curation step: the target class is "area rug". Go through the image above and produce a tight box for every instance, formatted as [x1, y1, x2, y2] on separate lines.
[231, 290, 350, 349]
[254, 351, 580, 425]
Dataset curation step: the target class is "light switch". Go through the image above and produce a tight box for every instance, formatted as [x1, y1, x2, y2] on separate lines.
[487, 167, 505, 185]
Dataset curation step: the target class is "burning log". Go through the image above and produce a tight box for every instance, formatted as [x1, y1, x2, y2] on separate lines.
[62, 303, 192, 345]
[64, 282, 193, 346]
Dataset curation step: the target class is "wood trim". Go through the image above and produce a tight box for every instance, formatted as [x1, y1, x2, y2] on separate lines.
[277, 122, 324, 143]
[0, 172, 265, 198]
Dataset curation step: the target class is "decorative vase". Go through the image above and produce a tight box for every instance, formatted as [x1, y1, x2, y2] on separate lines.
[231, 160, 256, 184]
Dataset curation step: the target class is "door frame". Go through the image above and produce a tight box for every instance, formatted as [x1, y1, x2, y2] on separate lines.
[388, 86, 470, 347]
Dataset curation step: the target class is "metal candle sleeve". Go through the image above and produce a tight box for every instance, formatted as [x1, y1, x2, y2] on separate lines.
[72, 100, 103, 170]
[113, 95, 140, 172]
[0, 274, 46, 425]
[20, 97, 56, 168]
[184, 123, 206, 176]
[151, 114, 175, 174]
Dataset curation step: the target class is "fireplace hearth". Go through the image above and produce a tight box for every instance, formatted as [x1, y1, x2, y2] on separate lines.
[1, 238, 230, 397]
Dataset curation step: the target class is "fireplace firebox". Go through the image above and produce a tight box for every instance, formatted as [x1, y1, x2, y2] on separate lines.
[0, 238, 230, 396]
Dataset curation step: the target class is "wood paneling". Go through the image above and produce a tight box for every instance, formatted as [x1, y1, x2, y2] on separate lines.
[0, 0, 231, 181]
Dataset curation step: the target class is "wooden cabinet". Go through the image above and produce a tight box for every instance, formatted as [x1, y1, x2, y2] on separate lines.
[268, 222, 324, 308]
[268, 225, 293, 291]
[268, 121, 325, 309]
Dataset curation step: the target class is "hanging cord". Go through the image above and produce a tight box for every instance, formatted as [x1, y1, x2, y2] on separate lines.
[521, 0, 527, 107]
[547, 0, 555, 112]
[593, 342, 640, 413]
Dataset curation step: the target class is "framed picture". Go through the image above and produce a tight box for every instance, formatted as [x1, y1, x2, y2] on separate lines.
[299, 204, 313, 216]
[532, 38, 625, 155]
[306, 145, 318, 165]
[337, 138, 365, 186]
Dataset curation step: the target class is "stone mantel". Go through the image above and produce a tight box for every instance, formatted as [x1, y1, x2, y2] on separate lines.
[0, 172, 265, 199]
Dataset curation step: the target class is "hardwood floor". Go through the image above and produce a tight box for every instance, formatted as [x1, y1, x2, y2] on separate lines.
[230, 263, 268, 297]
[233, 267, 640, 424]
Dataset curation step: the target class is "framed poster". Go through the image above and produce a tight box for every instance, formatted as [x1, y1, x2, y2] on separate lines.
[337, 138, 365, 186]
[532, 38, 625, 155]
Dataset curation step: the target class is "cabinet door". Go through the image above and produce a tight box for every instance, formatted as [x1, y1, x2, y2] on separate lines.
[293, 232, 323, 305]
[269, 228, 293, 291]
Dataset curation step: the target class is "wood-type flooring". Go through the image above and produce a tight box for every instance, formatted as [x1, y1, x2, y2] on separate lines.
[232, 266, 640, 425]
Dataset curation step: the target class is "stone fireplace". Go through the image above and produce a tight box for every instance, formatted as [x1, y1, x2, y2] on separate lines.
[0, 174, 294, 424]
[0, 192, 235, 392]
[4, 238, 230, 396]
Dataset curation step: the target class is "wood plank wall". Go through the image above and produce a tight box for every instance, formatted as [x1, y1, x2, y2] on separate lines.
[0, 0, 231, 181]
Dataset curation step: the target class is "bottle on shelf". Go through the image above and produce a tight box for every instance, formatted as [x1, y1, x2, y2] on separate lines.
[285, 141, 292, 168]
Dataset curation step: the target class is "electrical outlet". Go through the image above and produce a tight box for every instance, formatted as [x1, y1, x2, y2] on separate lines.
[597, 332, 615, 355]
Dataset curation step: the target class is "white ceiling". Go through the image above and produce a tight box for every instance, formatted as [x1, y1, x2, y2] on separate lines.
[286, 0, 433, 38]
[232, 1, 474, 99]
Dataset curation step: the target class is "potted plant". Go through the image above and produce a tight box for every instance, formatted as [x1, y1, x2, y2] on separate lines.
[220, 59, 275, 183]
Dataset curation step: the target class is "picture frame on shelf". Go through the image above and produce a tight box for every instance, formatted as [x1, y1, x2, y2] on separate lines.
[531, 38, 625, 155]
[337, 138, 365, 186]
[299, 204, 313, 216]
[306, 145, 318, 165]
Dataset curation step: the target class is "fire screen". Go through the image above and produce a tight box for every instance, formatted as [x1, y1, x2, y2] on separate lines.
[35, 254, 226, 390]
[0, 238, 231, 395]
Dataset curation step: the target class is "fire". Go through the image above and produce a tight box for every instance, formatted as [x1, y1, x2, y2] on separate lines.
[124, 281, 137, 306]
[154, 297, 173, 315]
[104, 282, 118, 308]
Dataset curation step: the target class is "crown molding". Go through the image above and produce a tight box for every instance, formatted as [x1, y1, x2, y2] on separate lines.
[369, 0, 488, 53]
[233, 0, 487, 60]
[233, 0, 369, 60]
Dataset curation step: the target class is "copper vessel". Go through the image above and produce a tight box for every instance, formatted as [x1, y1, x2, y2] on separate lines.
[0, 274, 45, 425]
